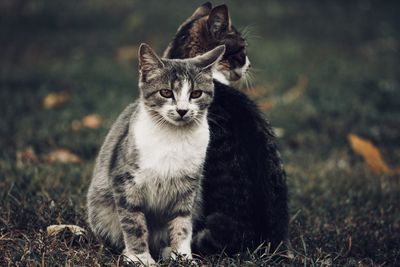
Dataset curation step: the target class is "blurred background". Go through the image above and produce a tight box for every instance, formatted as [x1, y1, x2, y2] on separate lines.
[1, 0, 399, 265]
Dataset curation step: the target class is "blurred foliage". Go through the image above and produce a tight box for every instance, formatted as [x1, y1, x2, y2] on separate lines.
[0, 0, 399, 265]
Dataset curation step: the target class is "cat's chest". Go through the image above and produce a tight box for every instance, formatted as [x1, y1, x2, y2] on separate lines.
[133, 117, 210, 181]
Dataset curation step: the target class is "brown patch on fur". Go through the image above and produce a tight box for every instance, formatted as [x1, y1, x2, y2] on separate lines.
[188, 18, 211, 58]
[165, 7, 248, 85]
[217, 59, 231, 71]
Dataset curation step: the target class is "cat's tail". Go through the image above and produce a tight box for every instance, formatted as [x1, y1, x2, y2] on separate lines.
[192, 213, 240, 255]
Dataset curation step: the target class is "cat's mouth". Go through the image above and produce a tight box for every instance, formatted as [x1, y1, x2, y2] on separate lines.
[229, 58, 251, 83]
[165, 116, 194, 127]
[175, 117, 188, 123]
[214, 58, 251, 86]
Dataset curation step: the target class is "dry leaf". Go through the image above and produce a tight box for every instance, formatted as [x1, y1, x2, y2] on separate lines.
[117, 45, 139, 63]
[251, 77, 307, 109]
[348, 133, 400, 175]
[82, 114, 102, 129]
[47, 225, 86, 237]
[71, 119, 82, 131]
[46, 148, 82, 163]
[42, 91, 70, 109]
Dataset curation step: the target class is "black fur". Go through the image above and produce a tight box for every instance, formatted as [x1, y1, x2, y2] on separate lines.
[192, 81, 289, 255]
[167, 20, 196, 60]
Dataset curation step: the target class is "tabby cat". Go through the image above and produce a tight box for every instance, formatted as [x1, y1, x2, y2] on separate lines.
[87, 43, 225, 264]
[164, 2, 289, 255]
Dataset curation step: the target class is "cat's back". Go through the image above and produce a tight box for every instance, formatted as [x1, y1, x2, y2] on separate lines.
[204, 81, 273, 214]
[87, 102, 139, 246]
[203, 81, 288, 249]
[209, 81, 274, 137]
[91, 102, 139, 186]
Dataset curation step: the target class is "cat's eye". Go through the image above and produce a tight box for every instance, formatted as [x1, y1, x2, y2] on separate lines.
[190, 90, 203, 99]
[159, 89, 173, 98]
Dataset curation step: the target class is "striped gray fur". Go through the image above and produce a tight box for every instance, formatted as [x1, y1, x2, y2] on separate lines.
[87, 44, 225, 265]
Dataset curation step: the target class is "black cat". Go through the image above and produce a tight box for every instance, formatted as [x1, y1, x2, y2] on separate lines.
[163, 2, 289, 255]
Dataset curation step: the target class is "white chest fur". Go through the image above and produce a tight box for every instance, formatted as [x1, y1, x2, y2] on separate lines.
[132, 104, 210, 184]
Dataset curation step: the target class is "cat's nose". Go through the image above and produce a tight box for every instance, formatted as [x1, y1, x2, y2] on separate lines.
[177, 109, 188, 117]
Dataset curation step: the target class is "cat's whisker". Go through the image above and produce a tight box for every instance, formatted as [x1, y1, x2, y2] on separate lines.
[192, 117, 202, 128]
[206, 110, 226, 122]
[207, 118, 224, 131]
[242, 74, 250, 90]
[247, 71, 256, 89]
[205, 112, 226, 131]
[240, 25, 261, 41]
[240, 68, 255, 90]
[151, 113, 169, 128]
[249, 67, 263, 73]
[240, 26, 251, 38]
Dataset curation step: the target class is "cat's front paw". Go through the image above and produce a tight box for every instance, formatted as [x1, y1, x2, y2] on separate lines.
[123, 250, 156, 266]
[163, 247, 196, 265]
[170, 249, 192, 260]
[177, 243, 192, 260]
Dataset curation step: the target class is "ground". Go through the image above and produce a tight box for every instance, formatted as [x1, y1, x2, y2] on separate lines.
[0, 0, 399, 266]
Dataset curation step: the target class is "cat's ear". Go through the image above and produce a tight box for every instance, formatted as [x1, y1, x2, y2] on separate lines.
[192, 45, 225, 70]
[207, 4, 231, 39]
[190, 2, 212, 20]
[138, 43, 164, 80]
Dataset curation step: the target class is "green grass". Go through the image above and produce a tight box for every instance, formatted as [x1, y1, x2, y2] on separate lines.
[1, 0, 399, 266]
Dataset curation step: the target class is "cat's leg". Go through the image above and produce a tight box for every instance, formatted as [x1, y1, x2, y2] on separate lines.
[168, 214, 193, 259]
[112, 172, 155, 265]
[167, 188, 197, 259]
[119, 212, 155, 265]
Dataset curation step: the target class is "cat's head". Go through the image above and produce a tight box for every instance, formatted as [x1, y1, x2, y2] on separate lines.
[138, 43, 225, 127]
[163, 2, 250, 88]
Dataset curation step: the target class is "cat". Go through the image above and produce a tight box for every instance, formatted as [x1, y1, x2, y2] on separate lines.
[163, 3, 250, 88]
[87, 43, 226, 265]
[163, 2, 289, 255]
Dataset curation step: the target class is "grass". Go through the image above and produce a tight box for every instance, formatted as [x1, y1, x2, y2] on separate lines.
[1, 0, 399, 266]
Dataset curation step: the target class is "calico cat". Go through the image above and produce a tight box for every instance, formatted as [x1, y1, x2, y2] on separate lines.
[87, 43, 225, 264]
[164, 2, 289, 255]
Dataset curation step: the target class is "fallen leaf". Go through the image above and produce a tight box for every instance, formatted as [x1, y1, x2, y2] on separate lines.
[348, 133, 400, 175]
[42, 91, 70, 109]
[46, 148, 82, 163]
[71, 119, 82, 131]
[117, 45, 139, 63]
[47, 224, 86, 237]
[82, 114, 102, 129]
